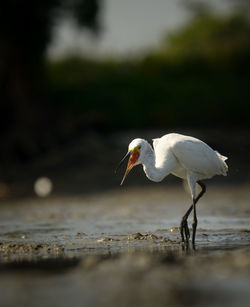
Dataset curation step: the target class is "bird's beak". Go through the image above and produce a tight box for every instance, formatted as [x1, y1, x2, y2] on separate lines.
[115, 151, 131, 174]
[120, 160, 133, 186]
[116, 149, 140, 186]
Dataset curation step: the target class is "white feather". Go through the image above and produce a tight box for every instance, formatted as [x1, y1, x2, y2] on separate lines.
[123, 133, 228, 246]
[128, 133, 228, 195]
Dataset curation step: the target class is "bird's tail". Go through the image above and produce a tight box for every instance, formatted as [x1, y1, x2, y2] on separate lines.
[215, 151, 228, 176]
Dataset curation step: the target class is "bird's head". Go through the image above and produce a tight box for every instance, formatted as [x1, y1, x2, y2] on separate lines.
[116, 138, 148, 185]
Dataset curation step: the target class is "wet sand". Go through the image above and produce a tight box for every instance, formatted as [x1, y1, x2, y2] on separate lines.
[0, 184, 250, 306]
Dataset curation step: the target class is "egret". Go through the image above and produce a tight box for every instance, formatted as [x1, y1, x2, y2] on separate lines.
[116, 133, 228, 248]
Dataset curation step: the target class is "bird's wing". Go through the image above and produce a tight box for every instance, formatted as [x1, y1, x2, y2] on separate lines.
[171, 139, 226, 177]
[152, 138, 160, 150]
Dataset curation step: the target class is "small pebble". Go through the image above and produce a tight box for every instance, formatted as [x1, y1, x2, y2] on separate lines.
[97, 237, 113, 243]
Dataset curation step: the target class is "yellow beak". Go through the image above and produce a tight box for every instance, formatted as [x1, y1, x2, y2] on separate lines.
[120, 163, 133, 185]
[116, 147, 140, 186]
[120, 150, 140, 185]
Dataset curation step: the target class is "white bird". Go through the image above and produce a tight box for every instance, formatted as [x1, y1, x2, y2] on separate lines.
[116, 133, 228, 248]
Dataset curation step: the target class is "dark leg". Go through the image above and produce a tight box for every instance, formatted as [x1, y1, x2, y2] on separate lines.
[180, 204, 192, 243]
[192, 197, 198, 249]
[180, 181, 206, 244]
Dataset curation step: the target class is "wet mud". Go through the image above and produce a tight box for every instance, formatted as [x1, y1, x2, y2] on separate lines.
[0, 185, 250, 306]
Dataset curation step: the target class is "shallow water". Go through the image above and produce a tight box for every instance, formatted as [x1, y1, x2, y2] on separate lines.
[0, 185, 250, 306]
[0, 185, 250, 251]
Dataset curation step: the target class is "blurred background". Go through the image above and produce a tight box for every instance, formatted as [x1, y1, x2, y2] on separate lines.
[1, 0, 250, 198]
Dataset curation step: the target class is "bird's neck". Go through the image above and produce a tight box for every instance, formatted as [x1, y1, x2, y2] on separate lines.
[141, 145, 166, 182]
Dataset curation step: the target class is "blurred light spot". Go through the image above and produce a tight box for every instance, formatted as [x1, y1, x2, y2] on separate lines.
[34, 177, 53, 197]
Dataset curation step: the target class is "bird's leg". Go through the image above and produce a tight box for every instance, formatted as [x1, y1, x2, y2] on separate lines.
[192, 197, 198, 249]
[192, 181, 206, 248]
[180, 205, 192, 243]
[180, 181, 206, 245]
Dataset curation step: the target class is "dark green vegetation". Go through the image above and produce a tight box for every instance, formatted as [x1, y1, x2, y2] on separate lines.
[47, 12, 250, 130]
[1, 5, 250, 194]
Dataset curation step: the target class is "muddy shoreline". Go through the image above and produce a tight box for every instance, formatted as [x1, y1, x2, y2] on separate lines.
[0, 185, 250, 306]
[0, 243, 250, 307]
